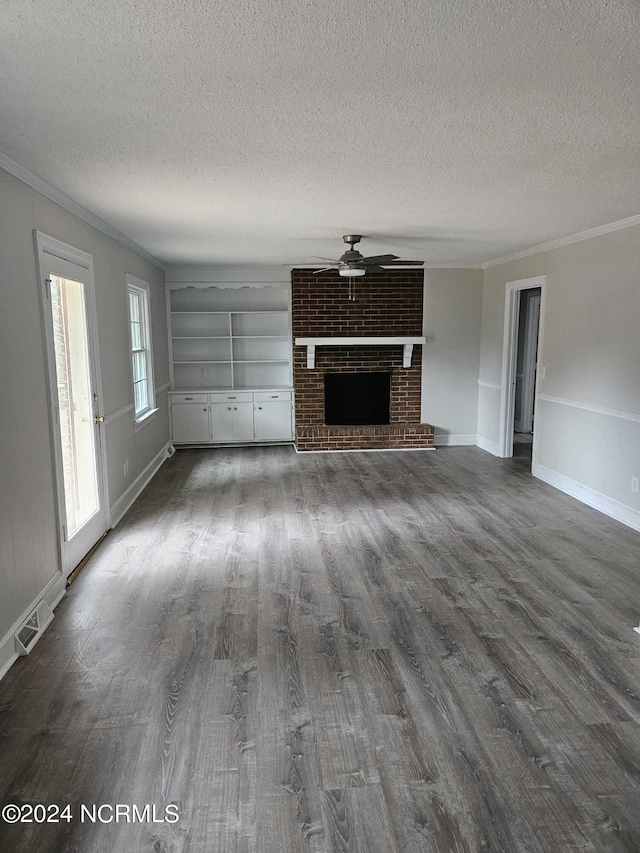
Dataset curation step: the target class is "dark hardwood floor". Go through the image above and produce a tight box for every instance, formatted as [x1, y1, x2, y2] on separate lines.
[1, 445, 639, 852]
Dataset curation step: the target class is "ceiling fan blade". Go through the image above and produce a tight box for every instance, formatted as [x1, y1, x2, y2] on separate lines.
[360, 254, 400, 264]
[312, 267, 337, 274]
[379, 259, 425, 266]
[312, 256, 341, 263]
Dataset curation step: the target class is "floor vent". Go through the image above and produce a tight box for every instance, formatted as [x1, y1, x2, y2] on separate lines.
[14, 600, 54, 656]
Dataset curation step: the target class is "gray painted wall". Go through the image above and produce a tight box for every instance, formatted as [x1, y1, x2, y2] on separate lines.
[421, 269, 484, 441]
[477, 224, 640, 520]
[0, 167, 169, 656]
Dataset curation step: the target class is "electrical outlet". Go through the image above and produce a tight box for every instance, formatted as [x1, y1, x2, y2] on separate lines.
[632, 476, 639, 494]
[541, 366, 546, 380]
[201, 367, 209, 378]
[124, 458, 130, 478]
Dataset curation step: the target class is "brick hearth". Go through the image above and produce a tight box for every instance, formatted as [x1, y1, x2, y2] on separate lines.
[291, 267, 434, 451]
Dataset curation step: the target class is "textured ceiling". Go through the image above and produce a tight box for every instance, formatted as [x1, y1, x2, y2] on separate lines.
[1, 0, 639, 267]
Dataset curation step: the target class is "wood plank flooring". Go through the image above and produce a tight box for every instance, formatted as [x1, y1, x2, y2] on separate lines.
[1, 445, 639, 852]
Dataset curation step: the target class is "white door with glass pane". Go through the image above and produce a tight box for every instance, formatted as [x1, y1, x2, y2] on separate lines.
[37, 233, 107, 577]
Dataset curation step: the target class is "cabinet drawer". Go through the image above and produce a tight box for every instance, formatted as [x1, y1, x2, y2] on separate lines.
[170, 393, 208, 404]
[254, 391, 292, 402]
[209, 392, 254, 403]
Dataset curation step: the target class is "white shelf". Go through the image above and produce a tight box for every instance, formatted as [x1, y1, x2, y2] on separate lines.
[234, 359, 289, 364]
[171, 386, 292, 393]
[294, 336, 426, 369]
[173, 360, 232, 364]
[172, 335, 229, 339]
[234, 384, 293, 391]
[294, 336, 426, 345]
[232, 335, 288, 339]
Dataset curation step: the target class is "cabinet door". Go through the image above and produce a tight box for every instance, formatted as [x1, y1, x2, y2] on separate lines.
[210, 403, 235, 442]
[232, 402, 255, 442]
[254, 401, 293, 441]
[171, 403, 210, 443]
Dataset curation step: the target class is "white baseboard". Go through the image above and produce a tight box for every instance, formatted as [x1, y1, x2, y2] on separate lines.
[109, 441, 173, 528]
[434, 434, 477, 446]
[476, 435, 501, 456]
[0, 571, 67, 682]
[532, 462, 640, 533]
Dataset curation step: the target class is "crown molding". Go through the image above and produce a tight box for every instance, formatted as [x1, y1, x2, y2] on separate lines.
[481, 214, 640, 269]
[0, 149, 165, 271]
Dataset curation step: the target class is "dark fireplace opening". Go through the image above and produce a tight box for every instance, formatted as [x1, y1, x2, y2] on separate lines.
[324, 372, 391, 425]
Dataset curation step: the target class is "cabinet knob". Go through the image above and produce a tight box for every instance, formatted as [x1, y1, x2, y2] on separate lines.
[203, 408, 207, 411]
[258, 406, 262, 410]
[228, 407, 232, 410]
[234, 407, 237, 410]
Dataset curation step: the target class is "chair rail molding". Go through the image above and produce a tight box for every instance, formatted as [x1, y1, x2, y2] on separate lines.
[537, 393, 640, 424]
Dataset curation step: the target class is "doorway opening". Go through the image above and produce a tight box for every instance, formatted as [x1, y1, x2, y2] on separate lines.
[513, 287, 541, 464]
[498, 275, 547, 466]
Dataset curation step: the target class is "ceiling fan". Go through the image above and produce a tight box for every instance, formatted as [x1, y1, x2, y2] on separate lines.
[313, 235, 425, 277]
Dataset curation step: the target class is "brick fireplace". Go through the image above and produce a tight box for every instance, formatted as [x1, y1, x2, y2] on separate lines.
[291, 267, 434, 451]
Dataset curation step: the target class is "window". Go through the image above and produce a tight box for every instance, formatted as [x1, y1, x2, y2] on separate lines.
[126, 275, 156, 425]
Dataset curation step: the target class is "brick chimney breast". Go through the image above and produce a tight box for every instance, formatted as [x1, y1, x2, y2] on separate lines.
[291, 268, 434, 451]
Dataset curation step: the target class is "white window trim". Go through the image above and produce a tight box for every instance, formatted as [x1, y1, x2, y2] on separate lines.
[126, 274, 158, 429]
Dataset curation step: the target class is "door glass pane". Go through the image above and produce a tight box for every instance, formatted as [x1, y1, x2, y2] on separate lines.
[50, 275, 99, 537]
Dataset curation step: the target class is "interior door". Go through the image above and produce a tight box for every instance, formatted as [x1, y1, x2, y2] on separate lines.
[37, 236, 108, 577]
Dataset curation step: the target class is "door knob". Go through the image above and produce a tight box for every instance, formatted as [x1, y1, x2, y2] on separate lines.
[94, 415, 105, 424]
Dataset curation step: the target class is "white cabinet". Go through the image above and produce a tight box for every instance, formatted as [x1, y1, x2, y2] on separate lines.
[254, 401, 293, 441]
[171, 401, 210, 443]
[210, 401, 254, 443]
[233, 403, 255, 442]
[170, 390, 293, 445]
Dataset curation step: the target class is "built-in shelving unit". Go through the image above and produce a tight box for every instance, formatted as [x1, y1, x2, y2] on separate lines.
[168, 285, 293, 391]
[166, 283, 294, 445]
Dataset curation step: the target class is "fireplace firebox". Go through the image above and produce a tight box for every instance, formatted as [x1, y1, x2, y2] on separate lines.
[324, 372, 391, 425]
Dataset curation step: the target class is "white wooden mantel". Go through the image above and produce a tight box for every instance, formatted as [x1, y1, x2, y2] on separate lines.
[294, 337, 426, 369]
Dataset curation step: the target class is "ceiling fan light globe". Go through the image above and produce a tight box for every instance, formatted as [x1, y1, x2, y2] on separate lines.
[339, 267, 366, 277]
